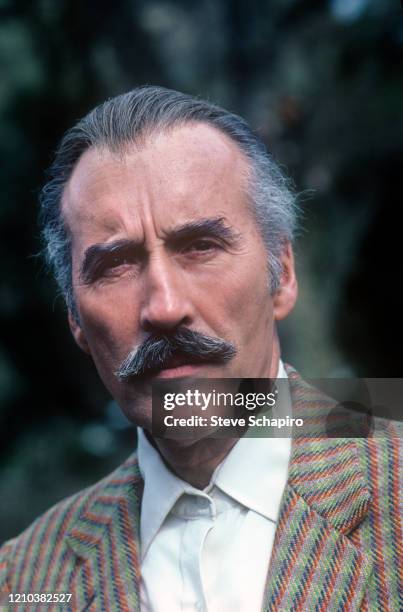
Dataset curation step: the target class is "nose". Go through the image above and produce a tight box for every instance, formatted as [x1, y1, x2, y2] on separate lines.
[139, 253, 194, 333]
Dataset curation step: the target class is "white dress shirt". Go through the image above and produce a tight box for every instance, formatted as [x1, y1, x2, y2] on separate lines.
[138, 361, 291, 612]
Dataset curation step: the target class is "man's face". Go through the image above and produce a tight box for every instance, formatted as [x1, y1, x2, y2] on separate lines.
[62, 123, 296, 429]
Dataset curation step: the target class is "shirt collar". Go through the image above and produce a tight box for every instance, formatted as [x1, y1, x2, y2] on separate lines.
[137, 359, 291, 555]
[210, 360, 291, 520]
[210, 436, 291, 521]
[137, 428, 201, 558]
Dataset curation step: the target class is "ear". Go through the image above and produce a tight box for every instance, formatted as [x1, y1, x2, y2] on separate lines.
[273, 242, 298, 321]
[68, 310, 91, 355]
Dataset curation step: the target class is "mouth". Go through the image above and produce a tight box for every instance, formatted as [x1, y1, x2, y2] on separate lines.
[150, 355, 210, 379]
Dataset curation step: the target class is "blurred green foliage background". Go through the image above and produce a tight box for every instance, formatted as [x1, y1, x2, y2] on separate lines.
[1, 0, 402, 540]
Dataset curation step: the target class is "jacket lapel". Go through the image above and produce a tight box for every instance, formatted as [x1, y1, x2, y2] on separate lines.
[263, 369, 373, 611]
[65, 455, 143, 612]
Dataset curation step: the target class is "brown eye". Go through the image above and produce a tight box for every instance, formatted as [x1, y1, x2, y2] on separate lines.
[110, 254, 128, 267]
[186, 240, 219, 253]
[99, 252, 139, 278]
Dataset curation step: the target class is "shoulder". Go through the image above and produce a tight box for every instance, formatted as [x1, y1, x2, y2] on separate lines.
[285, 363, 402, 439]
[0, 452, 141, 591]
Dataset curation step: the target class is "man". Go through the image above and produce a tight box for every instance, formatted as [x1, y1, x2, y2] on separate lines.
[0, 87, 400, 611]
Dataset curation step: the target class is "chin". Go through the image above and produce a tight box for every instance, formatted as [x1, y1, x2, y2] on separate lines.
[119, 395, 153, 430]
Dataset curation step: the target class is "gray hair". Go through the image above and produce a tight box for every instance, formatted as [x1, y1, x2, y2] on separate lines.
[39, 86, 298, 316]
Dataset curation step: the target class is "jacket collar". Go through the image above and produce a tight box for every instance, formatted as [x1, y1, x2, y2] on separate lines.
[65, 453, 143, 611]
[263, 366, 373, 610]
[286, 364, 371, 533]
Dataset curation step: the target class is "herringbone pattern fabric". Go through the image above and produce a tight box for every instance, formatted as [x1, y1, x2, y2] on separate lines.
[0, 456, 144, 611]
[0, 367, 401, 611]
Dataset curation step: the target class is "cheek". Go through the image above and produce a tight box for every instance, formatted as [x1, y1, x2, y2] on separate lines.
[237, 279, 273, 342]
[206, 258, 273, 342]
[76, 289, 138, 367]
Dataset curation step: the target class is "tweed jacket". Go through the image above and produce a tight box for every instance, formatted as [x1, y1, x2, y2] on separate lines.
[0, 368, 401, 611]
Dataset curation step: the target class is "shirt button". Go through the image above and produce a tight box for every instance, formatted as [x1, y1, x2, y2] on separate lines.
[197, 497, 209, 509]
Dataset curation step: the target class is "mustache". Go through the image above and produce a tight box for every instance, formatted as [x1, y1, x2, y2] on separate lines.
[115, 328, 237, 381]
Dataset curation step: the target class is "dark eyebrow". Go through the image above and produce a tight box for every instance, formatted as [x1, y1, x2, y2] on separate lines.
[165, 217, 240, 245]
[80, 217, 240, 282]
[80, 239, 140, 283]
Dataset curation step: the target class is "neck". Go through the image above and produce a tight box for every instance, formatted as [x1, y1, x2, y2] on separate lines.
[152, 436, 239, 489]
